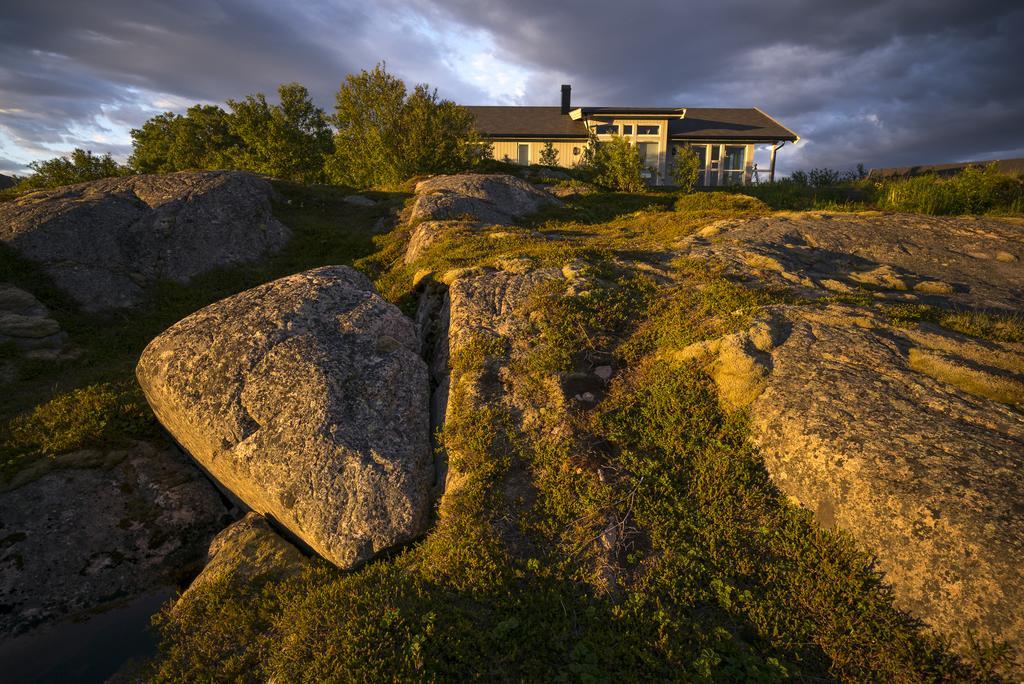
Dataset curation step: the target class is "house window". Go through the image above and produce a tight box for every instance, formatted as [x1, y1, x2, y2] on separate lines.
[688, 144, 707, 168]
[638, 142, 659, 177]
[621, 124, 633, 135]
[594, 124, 618, 135]
[517, 143, 530, 165]
[721, 145, 745, 185]
[637, 124, 660, 135]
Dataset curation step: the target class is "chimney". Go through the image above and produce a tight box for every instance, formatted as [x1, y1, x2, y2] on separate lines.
[560, 84, 571, 114]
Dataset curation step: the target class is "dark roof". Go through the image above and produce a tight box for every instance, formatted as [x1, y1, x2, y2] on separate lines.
[467, 106, 589, 138]
[668, 109, 798, 142]
[467, 105, 797, 142]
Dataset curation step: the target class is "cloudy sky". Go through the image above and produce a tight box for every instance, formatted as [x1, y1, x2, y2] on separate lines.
[1, 0, 1021, 176]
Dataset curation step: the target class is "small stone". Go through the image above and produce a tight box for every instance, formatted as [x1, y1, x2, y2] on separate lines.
[594, 365, 613, 381]
[343, 195, 375, 207]
[996, 251, 1018, 262]
[914, 280, 955, 295]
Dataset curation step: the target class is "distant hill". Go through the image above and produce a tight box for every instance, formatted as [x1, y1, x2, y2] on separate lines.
[0, 174, 19, 190]
[870, 157, 1024, 178]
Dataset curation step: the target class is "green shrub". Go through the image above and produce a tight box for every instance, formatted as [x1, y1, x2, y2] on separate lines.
[17, 149, 128, 190]
[670, 146, 701, 192]
[591, 135, 645, 192]
[326, 64, 490, 189]
[538, 142, 559, 166]
[876, 163, 1024, 215]
[225, 83, 334, 184]
[130, 105, 239, 174]
[726, 180, 870, 211]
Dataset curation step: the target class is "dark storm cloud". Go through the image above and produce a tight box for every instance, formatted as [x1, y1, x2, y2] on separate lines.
[1, 0, 1021, 173]
[409, 0, 1024, 170]
[0, 0, 487, 170]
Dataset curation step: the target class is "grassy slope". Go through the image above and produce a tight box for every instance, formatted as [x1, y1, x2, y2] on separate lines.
[154, 189, 1019, 681]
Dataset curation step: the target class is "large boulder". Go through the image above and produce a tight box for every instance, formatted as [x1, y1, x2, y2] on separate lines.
[675, 304, 1024, 665]
[0, 440, 228, 638]
[136, 266, 433, 569]
[682, 213, 1024, 311]
[0, 171, 290, 310]
[410, 174, 558, 226]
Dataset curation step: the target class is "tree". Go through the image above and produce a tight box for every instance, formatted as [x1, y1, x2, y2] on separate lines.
[19, 149, 127, 190]
[590, 135, 644, 192]
[326, 64, 488, 188]
[129, 105, 238, 173]
[670, 145, 700, 192]
[227, 83, 333, 184]
[539, 141, 559, 166]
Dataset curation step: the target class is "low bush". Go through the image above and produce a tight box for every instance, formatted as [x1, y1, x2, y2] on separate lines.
[732, 163, 1024, 215]
[876, 163, 1024, 215]
[725, 179, 870, 211]
[670, 146, 700, 192]
[16, 149, 129, 191]
[590, 135, 645, 192]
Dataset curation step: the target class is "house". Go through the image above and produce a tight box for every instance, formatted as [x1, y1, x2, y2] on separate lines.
[467, 85, 799, 186]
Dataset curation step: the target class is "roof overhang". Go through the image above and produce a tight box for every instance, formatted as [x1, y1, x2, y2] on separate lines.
[483, 134, 590, 140]
[578, 107, 687, 119]
[670, 135, 799, 143]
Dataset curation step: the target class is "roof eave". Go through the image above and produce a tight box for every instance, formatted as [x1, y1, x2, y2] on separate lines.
[752, 108, 801, 143]
[670, 134, 799, 143]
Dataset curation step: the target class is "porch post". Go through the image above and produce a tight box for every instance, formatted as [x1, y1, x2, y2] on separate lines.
[769, 142, 778, 183]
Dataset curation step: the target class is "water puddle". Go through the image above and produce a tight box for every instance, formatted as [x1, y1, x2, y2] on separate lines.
[0, 588, 173, 683]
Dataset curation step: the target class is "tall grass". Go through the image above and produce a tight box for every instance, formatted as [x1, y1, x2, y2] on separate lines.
[876, 164, 1024, 215]
[728, 163, 1024, 215]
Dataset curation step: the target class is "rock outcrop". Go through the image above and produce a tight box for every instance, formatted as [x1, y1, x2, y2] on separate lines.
[410, 174, 558, 225]
[136, 266, 433, 569]
[174, 513, 308, 610]
[404, 220, 480, 265]
[0, 171, 290, 310]
[0, 441, 228, 637]
[676, 304, 1024, 663]
[0, 283, 68, 359]
[683, 213, 1024, 311]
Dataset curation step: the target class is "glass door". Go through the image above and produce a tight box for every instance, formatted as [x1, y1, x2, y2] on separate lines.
[706, 144, 721, 187]
[517, 143, 530, 165]
[722, 146, 745, 185]
[638, 142, 659, 181]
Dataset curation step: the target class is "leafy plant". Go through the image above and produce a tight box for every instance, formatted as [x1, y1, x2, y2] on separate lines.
[129, 105, 239, 174]
[226, 83, 334, 184]
[670, 145, 700, 192]
[326, 64, 489, 189]
[17, 149, 128, 190]
[538, 142, 559, 166]
[590, 135, 645, 192]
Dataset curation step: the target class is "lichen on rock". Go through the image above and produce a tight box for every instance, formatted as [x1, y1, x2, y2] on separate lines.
[136, 265, 433, 570]
[682, 304, 1024, 663]
[0, 171, 291, 310]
